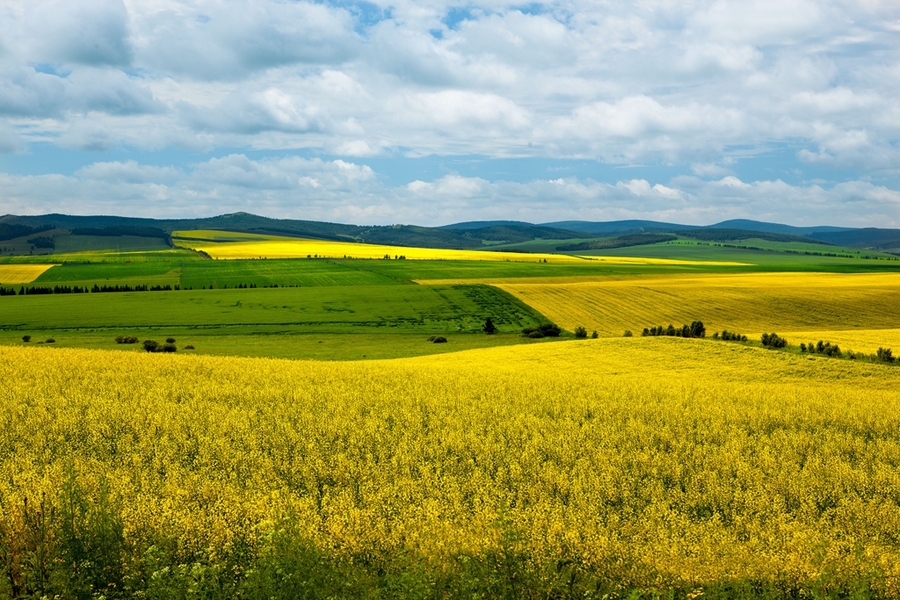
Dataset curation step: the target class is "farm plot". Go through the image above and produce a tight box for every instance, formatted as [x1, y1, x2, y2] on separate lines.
[0, 263, 57, 284]
[491, 272, 900, 335]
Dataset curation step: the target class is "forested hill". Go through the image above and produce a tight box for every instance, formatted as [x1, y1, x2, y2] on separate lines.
[1, 212, 898, 252]
[0, 213, 589, 250]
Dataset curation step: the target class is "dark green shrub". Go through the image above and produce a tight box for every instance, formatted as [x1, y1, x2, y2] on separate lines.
[432, 336, 447, 344]
[142, 340, 159, 353]
[522, 324, 560, 338]
[526, 331, 544, 339]
[165, 337, 176, 344]
[45, 338, 55, 344]
[161, 343, 177, 353]
[877, 347, 894, 363]
[21, 335, 31, 342]
[591, 330, 598, 339]
[539, 323, 560, 337]
[574, 326, 587, 338]
[690, 321, 706, 338]
[482, 318, 497, 335]
[761, 333, 787, 349]
[622, 330, 632, 337]
[115, 335, 138, 344]
[183, 345, 195, 350]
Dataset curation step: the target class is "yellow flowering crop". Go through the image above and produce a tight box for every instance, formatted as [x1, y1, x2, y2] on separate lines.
[2, 339, 900, 593]
[489, 271, 900, 335]
[172, 230, 744, 266]
[0, 264, 56, 284]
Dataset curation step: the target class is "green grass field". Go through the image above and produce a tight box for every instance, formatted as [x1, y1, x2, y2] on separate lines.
[0, 284, 551, 359]
[2, 235, 900, 360]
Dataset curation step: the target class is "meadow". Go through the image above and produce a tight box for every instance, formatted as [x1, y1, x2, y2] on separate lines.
[3, 340, 900, 598]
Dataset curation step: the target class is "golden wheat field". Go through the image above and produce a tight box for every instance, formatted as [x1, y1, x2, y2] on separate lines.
[488, 272, 900, 336]
[3, 340, 900, 594]
[172, 230, 742, 266]
[0, 264, 56, 284]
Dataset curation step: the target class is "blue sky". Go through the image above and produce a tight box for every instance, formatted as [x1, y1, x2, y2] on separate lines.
[1, 0, 898, 226]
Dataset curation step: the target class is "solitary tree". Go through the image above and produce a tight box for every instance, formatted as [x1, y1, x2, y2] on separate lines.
[483, 318, 497, 334]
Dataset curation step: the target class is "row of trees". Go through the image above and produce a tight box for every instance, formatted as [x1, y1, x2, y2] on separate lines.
[712, 330, 748, 342]
[642, 321, 706, 338]
[0, 284, 178, 296]
[800, 340, 896, 364]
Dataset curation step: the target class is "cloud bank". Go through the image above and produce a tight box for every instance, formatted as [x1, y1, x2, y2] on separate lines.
[0, 0, 898, 225]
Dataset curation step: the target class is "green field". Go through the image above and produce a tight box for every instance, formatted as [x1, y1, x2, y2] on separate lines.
[2, 236, 900, 360]
[0, 284, 552, 359]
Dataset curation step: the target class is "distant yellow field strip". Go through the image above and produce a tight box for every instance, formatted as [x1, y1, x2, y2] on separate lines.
[0, 264, 56, 284]
[173, 230, 747, 265]
[173, 229, 589, 263]
[489, 271, 900, 335]
[780, 328, 900, 354]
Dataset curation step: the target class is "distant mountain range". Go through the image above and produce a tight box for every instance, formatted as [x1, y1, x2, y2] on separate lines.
[2, 212, 899, 252]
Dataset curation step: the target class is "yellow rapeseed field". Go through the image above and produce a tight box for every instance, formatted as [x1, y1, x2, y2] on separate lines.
[0, 264, 56, 284]
[491, 272, 900, 335]
[2, 339, 900, 593]
[172, 230, 744, 266]
[782, 328, 900, 355]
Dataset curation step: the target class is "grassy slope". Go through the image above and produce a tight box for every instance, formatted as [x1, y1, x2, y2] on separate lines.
[0, 284, 551, 359]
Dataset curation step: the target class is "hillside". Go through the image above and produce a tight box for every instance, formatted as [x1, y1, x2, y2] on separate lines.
[2, 212, 899, 255]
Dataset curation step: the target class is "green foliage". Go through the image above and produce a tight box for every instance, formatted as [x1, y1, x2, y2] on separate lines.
[522, 323, 561, 338]
[877, 347, 894, 363]
[591, 330, 598, 339]
[21, 335, 30, 343]
[761, 333, 788, 349]
[713, 330, 747, 342]
[27, 236, 55, 249]
[483, 317, 497, 334]
[642, 321, 705, 339]
[556, 233, 677, 251]
[142, 340, 159, 353]
[574, 326, 588, 338]
[114, 335, 139, 344]
[431, 336, 447, 344]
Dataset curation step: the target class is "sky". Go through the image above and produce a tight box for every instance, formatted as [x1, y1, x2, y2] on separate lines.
[0, 0, 898, 227]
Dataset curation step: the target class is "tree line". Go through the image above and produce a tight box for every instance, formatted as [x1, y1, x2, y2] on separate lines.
[0, 284, 179, 296]
[642, 321, 706, 338]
